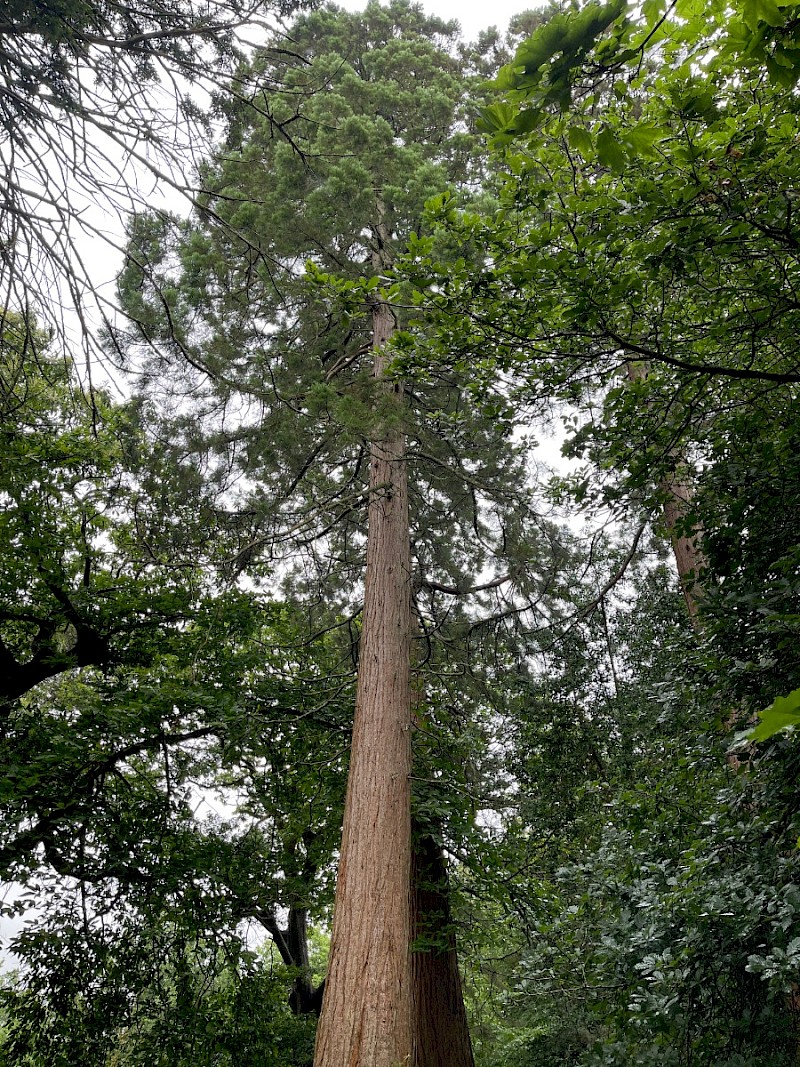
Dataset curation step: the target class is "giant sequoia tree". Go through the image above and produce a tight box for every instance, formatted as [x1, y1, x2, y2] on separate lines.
[6, 3, 800, 1065]
[116, 4, 560, 1064]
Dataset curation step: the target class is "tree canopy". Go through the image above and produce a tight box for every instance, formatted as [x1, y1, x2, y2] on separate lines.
[2, 2, 800, 1066]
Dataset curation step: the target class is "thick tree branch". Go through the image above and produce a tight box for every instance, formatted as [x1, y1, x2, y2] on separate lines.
[417, 572, 514, 597]
[603, 328, 800, 384]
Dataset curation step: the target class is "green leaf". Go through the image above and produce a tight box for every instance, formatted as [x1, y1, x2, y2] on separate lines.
[755, 0, 786, 24]
[747, 688, 800, 741]
[642, 0, 665, 25]
[741, 0, 785, 27]
[478, 102, 518, 134]
[496, 0, 627, 101]
[765, 53, 800, 83]
[511, 107, 544, 135]
[567, 125, 594, 156]
[596, 126, 627, 171]
[622, 122, 668, 157]
[676, 0, 708, 16]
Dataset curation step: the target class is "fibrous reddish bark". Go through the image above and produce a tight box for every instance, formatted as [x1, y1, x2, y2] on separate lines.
[660, 471, 707, 624]
[625, 361, 707, 624]
[313, 298, 414, 1067]
[412, 829, 476, 1067]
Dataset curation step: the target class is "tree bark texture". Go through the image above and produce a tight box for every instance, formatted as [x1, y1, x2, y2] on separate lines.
[314, 298, 414, 1067]
[411, 829, 476, 1067]
[625, 361, 707, 624]
[660, 472, 707, 624]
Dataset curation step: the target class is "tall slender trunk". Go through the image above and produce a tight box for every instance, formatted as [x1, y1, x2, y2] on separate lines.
[411, 827, 476, 1067]
[660, 470, 706, 624]
[313, 298, 414, 1067]
[625, 361, 707, 624]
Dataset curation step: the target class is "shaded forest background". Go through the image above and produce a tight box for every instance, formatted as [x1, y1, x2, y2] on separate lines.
[1, 0, 800, 1063]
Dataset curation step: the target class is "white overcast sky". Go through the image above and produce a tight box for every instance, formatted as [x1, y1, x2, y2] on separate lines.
[339, 0, 531, 38]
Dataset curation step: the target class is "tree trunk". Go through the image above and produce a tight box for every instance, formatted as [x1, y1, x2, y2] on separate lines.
[411, 828, 475, 1067]
[313, 298, 414, 1067]
[625, 361, 707, 624]
[287, 906, 325, 1016]
[660, 470, 706, 624]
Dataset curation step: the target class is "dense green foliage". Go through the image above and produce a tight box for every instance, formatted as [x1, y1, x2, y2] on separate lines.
[1, 1, 800, 1065]
[391, 1, 800, 1063]
[0, 314, 349, 1062]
